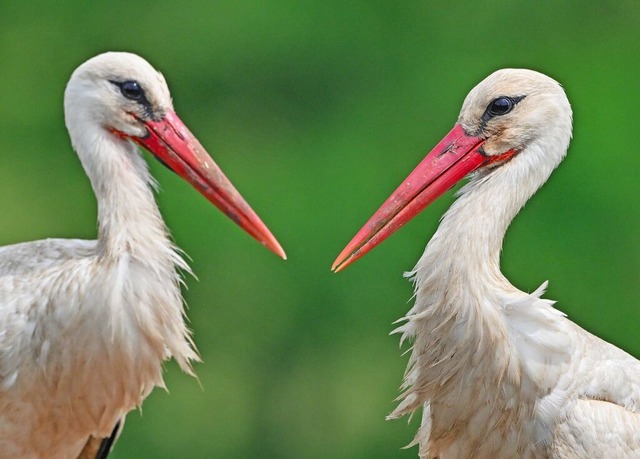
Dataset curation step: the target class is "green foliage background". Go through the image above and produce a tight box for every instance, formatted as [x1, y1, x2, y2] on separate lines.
[1, 1, 638, 457]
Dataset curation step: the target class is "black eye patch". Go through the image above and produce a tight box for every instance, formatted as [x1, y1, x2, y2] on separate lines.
[479, 95, 526, 130]
[489, 97, 514, 116]
[109, 80, 154, 119]
[486, 95, 525, 117]
[119, 80, 144, 101]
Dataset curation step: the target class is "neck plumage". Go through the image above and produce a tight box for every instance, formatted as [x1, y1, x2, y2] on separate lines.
[71, 125, 173, 261]
[413, 139, 563, 301]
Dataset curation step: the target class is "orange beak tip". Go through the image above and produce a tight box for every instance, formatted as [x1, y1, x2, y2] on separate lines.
[261, 235, 287, 260]
[330, 253, 351, 273]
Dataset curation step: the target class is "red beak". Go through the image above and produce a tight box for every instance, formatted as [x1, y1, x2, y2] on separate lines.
[332, 124, 516, 272]
[131, 111, 286, 259]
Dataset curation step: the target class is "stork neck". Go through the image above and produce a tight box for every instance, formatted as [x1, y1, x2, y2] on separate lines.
[72, 127, 169, 258]
[421, 142, 557, 291]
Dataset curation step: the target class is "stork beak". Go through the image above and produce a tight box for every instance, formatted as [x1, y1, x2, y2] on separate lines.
[332, 124, 516, 272]
[131, 111, 286, 259]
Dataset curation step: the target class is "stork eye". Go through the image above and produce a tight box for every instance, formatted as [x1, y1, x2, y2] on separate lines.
[119, 81, 144, 101]
[488, 97, 515, 116]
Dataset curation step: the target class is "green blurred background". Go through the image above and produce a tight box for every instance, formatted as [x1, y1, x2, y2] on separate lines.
[1, 1, 639, 457]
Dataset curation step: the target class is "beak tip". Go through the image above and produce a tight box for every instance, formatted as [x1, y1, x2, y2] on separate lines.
[330, 255, 350, 273]
[265, 238, 287, 260]
[332, 238, 364, 272]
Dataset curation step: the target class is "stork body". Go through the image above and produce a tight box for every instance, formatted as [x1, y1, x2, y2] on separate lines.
[333, 69, 640, 457]
[0, 52, 285, 459]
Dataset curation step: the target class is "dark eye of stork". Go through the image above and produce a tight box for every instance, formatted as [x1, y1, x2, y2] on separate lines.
[489, 97, 515, 116]
[109, 79, 155, 119]
[486, 95, 526, 118]
[118, 80, 144, 101]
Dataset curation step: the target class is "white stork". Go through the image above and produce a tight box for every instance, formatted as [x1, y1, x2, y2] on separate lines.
[0, 52, 286, 459]
[333, 69, 640, 457]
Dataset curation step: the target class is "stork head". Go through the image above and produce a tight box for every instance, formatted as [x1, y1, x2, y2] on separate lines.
[333, 69, 572, 271]
[458, 69, 572, 159]
[64, 52, 172, 138]
[64, 52, 286, 259]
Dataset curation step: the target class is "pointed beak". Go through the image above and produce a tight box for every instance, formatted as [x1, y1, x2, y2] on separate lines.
[131, 111, 286, 259]
[332, 124, 515, 272]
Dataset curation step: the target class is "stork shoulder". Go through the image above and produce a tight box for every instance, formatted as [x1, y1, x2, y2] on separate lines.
[502, 282, 574, 390]
[0, 238, 97, 277]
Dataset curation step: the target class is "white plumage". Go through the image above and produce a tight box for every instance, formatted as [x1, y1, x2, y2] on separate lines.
[333, 69, 640, 457]
[0, 52, 285, 459]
